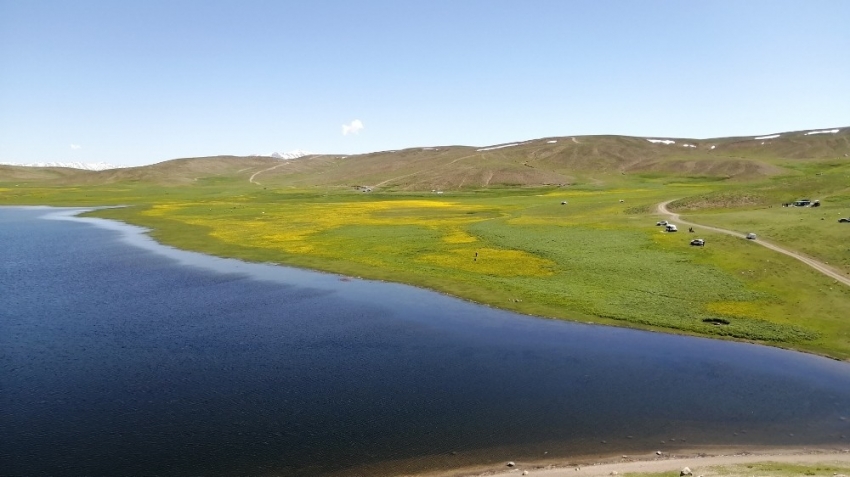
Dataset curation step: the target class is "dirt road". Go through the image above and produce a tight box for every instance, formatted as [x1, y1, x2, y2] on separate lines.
[658, 200, 850, 288]
[249, 163, 289, 185]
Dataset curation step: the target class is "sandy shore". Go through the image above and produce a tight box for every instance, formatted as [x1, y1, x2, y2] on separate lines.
[403, 447, 850, 477]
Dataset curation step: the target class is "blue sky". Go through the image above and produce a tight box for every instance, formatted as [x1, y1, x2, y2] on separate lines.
[1, 1, 848, 166]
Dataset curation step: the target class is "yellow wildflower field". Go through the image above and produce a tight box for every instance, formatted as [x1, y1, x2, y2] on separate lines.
[141, 199, 553, 277]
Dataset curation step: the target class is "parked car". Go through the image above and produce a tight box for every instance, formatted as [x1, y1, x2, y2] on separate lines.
[665, 224, 678, 232]
[839, 218, 850, 223]
[746, 233, 757, 240]
[656, 220, 668, 226]
[690, 239, 705, 246]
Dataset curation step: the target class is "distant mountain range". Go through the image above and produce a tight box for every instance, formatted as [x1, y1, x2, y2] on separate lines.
[0, 161, 122, 171]
[0, 150, 314, 171]
[2, 129, 847, 190]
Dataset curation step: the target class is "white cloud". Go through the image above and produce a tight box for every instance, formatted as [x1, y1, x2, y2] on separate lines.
[342, 119, 364, 136]
[70, 144, 82, 150]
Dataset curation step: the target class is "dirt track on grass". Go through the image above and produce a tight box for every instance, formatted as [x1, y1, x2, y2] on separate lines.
[658, 200, 850, 288]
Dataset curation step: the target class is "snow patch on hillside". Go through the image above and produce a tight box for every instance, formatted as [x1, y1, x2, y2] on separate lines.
[477, 143, 520, 152]
[682, 144, 696, 148]
[647, 139, 675, 145]
[253, 150, 313, 159]
[754, 134, 780, 140]
[0, 161, 121, 171]
[804, 129, 840, 136]
[272, 150, 312, 159]
[547, 140, 558, 144]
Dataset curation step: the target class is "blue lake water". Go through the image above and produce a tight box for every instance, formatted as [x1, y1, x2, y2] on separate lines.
[2, 206, 849, 476]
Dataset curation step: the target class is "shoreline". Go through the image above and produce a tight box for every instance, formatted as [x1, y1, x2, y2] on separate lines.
[6, 204, 844, 363]
[404, 447, 850, 477]
[61, 205, 850, 362]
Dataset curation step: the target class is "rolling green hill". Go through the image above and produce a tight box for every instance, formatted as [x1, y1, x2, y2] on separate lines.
[3, 128, 848, 190]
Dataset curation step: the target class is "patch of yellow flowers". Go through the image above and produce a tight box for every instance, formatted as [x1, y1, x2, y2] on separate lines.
[143, 199, 554, 277]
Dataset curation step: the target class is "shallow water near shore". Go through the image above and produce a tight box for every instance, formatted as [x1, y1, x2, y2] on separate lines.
[2, 206, 850, 476]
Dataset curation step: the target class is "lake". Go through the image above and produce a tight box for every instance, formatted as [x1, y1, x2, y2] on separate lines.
[2, 206, 849, 476]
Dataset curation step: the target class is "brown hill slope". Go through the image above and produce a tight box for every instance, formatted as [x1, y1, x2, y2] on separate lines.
[97, 156, 282, 185]
[0, 156, 283, 186]
[2, 128, 847, 190]
[0, 165, 92, 183]
[252, 129, 848, 189]
[709, 128, 850, 160]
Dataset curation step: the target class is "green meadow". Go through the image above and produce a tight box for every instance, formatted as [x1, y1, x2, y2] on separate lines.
[3, 158, 849, 360]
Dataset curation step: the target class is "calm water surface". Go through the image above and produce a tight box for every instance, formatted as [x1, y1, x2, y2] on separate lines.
[2, 206, 849, 476]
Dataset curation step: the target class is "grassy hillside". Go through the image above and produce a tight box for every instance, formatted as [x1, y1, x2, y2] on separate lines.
[2, 127, 849, 359]
[0, 164, 92, 182]
[4, 128, 847, 190]
[205, 128, 849, 190]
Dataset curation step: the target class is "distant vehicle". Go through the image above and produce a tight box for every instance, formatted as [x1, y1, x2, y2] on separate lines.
[561, 201, 567, 205]
[793, 199, 812, 207]
[746, 233, 757, 240]
[839, 218, 850, 223]
[657, 220, 668, 226]
[665, 224, 678, 232]
[690, 239, 705, 246]
[811, 200, 820, 207]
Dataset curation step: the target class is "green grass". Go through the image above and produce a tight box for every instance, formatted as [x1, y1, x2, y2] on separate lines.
[669, 160, 850, 273]
[3, 177, 848, 359]
[2, 132, 849, 359]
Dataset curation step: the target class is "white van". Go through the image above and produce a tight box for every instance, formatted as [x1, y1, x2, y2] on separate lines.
[665, 224, 678, 232]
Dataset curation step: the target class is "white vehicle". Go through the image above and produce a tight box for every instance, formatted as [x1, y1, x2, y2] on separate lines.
[665, 224, 678, 232]
[746, 233, 757, 240]
[656, 220, 668, 226]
